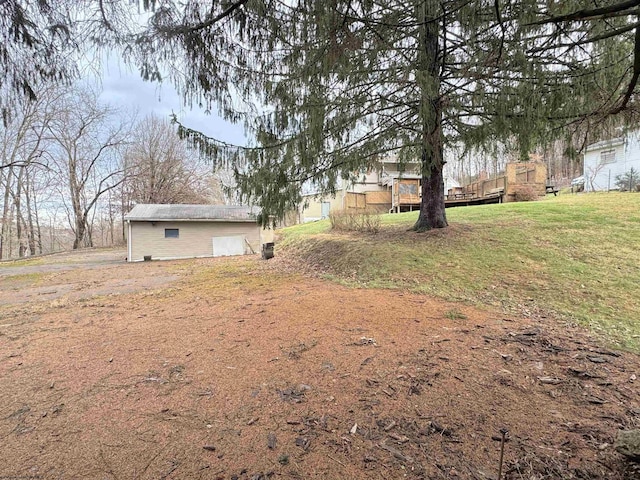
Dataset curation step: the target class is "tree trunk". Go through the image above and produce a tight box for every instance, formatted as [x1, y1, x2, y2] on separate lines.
[108, 195, 115, 246]
[31, 177, 43, 254]
[49, 218, 55, 253]
[86, 208, 95, 248]
[415, 147, 448, 231]
[24, 170, 37, 256]
[68, 155, 86, 250]
[15, 167, 27, 258]
[73, 217, 86, 250]
[7, 204, 14, 257]
[1, 166, 14, 259]
[413, 0, 448, 232]
[121, 193, 127, 244]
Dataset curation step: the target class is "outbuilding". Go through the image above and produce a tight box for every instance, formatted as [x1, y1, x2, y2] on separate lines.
[124, 204, 272, 262]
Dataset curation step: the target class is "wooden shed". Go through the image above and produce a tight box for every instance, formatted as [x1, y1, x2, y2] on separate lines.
[124, 204, 272, 262]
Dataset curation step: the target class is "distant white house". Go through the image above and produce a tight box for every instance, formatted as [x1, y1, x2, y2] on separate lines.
[583, 132, 640, 191]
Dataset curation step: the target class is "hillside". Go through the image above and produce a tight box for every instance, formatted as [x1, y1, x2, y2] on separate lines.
[279, 193, 640, 352]
[1, 214, 639, 478]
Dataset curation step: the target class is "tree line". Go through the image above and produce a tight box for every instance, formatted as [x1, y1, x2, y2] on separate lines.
[2, 1, 640, 233]
[0, 84, 229, 260]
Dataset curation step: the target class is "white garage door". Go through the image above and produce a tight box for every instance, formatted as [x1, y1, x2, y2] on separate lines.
[212, 235, 246, 257]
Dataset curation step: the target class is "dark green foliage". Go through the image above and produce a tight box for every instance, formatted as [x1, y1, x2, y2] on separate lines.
[4, 1, 640, 229]
[0, 1, 75, 125]
[142, 1, 640, 229]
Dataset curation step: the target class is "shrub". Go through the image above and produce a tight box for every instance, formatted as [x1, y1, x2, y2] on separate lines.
[329, 209, 381, 233]
[513, 185, 539, 202]
[615, 167, 639, 192]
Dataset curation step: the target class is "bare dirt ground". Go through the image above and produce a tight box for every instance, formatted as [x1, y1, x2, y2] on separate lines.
[0, 249, 177, 305]
[0, 250, 638, 479]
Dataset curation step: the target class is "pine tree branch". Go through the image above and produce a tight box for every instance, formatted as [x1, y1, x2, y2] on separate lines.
[494, 0, 506, 62]
[610, 21, 640, 113]
[528, 0, 640, 26]
[98, 0, 115, 32]
[528, 22, 640, 53]
[151, 0, 249, 36]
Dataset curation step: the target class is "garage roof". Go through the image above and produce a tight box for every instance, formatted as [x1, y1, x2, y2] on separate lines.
[124, 204, 260, 223]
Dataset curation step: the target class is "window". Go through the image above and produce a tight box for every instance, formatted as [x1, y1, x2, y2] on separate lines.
[165, 228, 179, 238]
[399, 183, 418, 195]
[600, 149, 616, 165]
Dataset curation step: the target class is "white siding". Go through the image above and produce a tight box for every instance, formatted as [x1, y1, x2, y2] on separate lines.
[300, 193, 344, 222]
[584, 135, 640, 191]
[344, 172, 386, 193]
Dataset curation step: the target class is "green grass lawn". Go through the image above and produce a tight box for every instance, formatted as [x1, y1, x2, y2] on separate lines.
[279, 192, 640, 351]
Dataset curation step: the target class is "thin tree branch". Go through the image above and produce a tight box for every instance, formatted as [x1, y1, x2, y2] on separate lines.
[154, 0, 249, 35]
[528, 0, 640, 26]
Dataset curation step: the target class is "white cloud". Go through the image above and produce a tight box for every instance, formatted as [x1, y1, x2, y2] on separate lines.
[97, 57, 246, 145]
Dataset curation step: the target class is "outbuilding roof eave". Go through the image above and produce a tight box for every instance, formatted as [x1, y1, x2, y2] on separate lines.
[125, 217, 258, 223]
[585, 137, 625, 153]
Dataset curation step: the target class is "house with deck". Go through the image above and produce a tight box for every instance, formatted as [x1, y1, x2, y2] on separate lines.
[300, 158, 459, 222]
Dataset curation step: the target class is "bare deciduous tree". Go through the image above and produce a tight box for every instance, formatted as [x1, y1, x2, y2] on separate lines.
[0, 88, 59, 258]
[47, 88, 131, 249]
[122, 115, 215, 207]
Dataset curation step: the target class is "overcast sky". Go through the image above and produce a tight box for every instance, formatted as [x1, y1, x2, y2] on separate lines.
[97, 58, 246, 146]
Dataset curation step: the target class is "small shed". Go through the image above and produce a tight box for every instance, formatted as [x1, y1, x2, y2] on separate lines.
[124, 204, 271, 262]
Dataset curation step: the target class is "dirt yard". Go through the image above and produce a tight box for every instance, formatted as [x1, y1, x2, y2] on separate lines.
[0, 250, 638, 479]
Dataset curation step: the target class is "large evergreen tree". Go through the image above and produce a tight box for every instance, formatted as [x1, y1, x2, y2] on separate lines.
[159, 0, 638, 230]
[0, 1, 76, 125]
[3, 1, 640, 229]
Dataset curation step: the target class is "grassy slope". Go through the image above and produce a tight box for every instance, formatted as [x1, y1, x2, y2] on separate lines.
[279, 193, 640, 351]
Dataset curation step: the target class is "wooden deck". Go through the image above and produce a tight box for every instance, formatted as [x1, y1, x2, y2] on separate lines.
[391, 192, 505, 212]
[444, 192, 503, 208]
